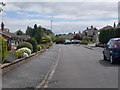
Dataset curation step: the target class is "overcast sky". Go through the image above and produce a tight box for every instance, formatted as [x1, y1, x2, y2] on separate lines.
[0, 2, 118, 34]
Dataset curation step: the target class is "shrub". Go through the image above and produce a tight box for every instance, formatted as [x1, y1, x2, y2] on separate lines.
[37, 45, 42, 51]
[0, 35, 8, 64]
[16, 50, 24, 59]
[45, 44, 50, 49]
[17, 47, 31, 55]
[17, 42, 33, 52]
[40, 44, 46, 49]
[26, 38, 37, 53]
[48, 42, 53, 46]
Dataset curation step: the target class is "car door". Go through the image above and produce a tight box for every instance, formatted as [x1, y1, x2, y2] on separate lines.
[104, 40, 112, 58]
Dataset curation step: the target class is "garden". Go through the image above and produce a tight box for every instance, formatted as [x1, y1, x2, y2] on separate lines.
[0, 24, 55, 64]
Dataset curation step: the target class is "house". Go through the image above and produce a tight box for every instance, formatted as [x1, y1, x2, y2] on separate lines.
[0, 22, 30, 50]
[82, 26, 99, 42]
[117, 21, 120, 28]
[57, 31, 83, 40]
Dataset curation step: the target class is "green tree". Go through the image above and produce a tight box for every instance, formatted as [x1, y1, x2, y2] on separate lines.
[34, 26, 44, 44]
[26, 26, 34, 37]
[25, 24, 54, 44]
[16, 30, 24, 35]
[26, 38, 38, 52]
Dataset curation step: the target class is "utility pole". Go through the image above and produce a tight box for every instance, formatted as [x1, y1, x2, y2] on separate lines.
[51, 17, 53, 31]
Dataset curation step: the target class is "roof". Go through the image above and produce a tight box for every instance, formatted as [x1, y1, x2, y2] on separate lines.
[0, 32, 11, 38]
[82, 28, 99, 36]
[110, 38, 120, 41]
[3, 32, 30, 40]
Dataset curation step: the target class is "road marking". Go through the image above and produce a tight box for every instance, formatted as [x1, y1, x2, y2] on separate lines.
[35, 48, 61, 88]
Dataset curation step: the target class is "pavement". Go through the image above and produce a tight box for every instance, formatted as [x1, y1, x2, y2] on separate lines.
[2, 45, 60, 88]
[44, 44, 118, 88]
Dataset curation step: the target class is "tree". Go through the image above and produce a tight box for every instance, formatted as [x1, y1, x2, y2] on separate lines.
[73, 34, 82, 40]
[25, 24, 54, 44]
[16, 30, 24, 35]
[26, 26, 34, 37]
[83, 36, 92, 42]
[34, 24, 37, 30]
[26, 38, 38, 52]
[34, 26, 44, 44]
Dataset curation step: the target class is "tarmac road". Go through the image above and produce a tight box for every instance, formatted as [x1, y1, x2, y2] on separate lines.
[2, 45, 60, 88]
[44, 44, 118, 88]
[2, 44, 119, 88]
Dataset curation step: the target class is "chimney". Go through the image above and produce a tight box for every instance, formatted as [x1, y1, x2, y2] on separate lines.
[91, 25, 93, 29]
[114, 22, 116, 27]
[74, 32, 75, 34]
[1, 22, 4, 32]
[87, 27, 88, 30]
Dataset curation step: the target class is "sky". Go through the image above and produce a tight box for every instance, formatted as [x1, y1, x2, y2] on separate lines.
[0, 1, 119, 34]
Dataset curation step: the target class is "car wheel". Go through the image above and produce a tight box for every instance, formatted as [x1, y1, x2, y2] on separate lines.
[110, 55, 115, 64]
[103, 53, 107, 60]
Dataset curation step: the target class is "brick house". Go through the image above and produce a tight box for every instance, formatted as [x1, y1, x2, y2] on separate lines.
[0, 22, 30, 50]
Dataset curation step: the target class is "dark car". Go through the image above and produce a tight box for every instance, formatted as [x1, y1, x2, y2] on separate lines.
[103, 38, 120, 64]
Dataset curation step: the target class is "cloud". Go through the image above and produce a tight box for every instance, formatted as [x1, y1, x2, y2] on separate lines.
[2, 0, 119, 2]
[2, 2, 118, 34]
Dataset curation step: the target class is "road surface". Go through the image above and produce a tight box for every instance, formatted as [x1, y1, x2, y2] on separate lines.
[44, 44, 118, 88]
[2, 44, 119, 88]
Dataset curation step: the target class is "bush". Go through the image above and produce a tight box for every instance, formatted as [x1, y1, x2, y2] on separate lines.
[48, 42, 53, 46]
[40, 44, 46, 49]
[37, 45, 42, 51]
[26, 38, 38, 53]
[0, 35, 8, 64]
[17, 42, 33, 52]
[16, 50, 24, 59]
[46, 44, 50, 49]
[17, 47, 31, 55]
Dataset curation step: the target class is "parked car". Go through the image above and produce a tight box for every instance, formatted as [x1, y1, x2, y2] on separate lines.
[64, 40, 71, 44]
[71, 40, 80, 44]
[103, 38, 120, 64]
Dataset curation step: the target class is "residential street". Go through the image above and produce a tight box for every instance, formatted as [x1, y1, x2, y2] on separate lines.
[44, 44, 118, 88]
[3, 44, 118, 88]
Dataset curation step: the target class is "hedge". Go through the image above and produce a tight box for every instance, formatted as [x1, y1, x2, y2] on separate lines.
[0, 35, 8, 64]
[17, 42, 33, 52]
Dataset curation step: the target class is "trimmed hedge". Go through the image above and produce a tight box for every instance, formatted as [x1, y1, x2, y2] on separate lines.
[26, 38, 38, 53]
[0, 35, 8, 64]
[16, 50, 24, 59]
[17, 47, 31, 55]
[37, 45, 42, 51]
[17, 42, 33, 52]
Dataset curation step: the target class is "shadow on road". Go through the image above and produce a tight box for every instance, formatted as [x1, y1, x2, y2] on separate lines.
[99, 60, 120, 67]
